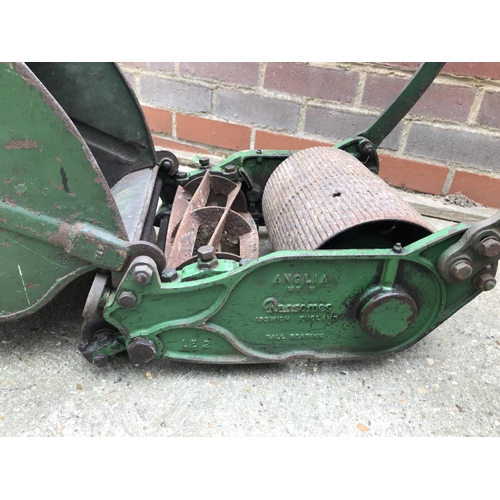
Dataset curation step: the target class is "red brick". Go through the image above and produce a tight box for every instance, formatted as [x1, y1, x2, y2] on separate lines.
[477, 91, 500, 128]
[443, 63, 500, 81]
[177, 114, 251, 150]
[121, 62, 175, 73]
[363, 74, 475, 121]
[264, 63, 359, 103]
[362, 74, 407, 109]
[180, 62, 259, 86]
[152, 136, 211, 155]
[448, 170, 500, 208]
[382, 62, 500, 81]
[142, 106, 172, 135]
[378, 154, 449, 195]
[255, 130, 331, 150]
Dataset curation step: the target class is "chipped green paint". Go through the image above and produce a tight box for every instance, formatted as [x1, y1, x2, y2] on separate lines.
[0, 63, 129, 320]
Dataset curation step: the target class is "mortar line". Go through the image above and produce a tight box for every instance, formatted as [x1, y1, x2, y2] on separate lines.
[172, 112, 177, 138]
[353, 71, 367, 107]
[468, 88, 485, 124]
[250, 128, 256, 149]
[394, 119, 412, 156]
[174, 62, 180, 76]
[442, 167, 457, 195]
[297, 101, 307, 134]
[211, 86, 218, 116]
[258, 62, 266, 89]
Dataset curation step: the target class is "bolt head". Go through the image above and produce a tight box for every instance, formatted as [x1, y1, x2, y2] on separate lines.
[127, 338, 157, 364]
[223, 165, 237, 174]
[133, 264, 153, 285]
[93, 354, 109, 368]
[161, 267, 179, 282]
[117, 290, 137, 308]
[450, 260, 474, 280]
[197, 245, 215, 262]
[478, 237, 500, 258]
[199, 157, 210, 168]
[475, 272, 497, 291]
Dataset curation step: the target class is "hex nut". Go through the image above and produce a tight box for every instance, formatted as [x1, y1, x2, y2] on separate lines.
[478, 237, 500, 258]
[474, 272, 497, 292]
[161, 268, 179, 282]
[197, 245, 215, 262]
[127, 338, 157, 364]
[133, 264, 153, 285]
[450, 260, 474, 281]
[117, 291, 137, 308]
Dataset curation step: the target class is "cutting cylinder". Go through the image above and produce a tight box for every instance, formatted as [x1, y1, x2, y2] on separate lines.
[262, 147, 432, 251]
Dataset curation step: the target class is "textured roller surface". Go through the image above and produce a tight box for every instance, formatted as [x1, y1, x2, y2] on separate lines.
[262, 147, 432, 251]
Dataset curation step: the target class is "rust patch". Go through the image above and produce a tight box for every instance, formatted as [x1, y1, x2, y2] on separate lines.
[2, 195, 16, 207]
[26, 283, 39, 288]
[4, 179, 11, 185]
[0, 217, 7, 225]
[4, 139, 39, 150]
[48, 222, 72, 249]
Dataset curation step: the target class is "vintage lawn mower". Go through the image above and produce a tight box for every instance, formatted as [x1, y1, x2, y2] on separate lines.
[1, 62, 499, 367]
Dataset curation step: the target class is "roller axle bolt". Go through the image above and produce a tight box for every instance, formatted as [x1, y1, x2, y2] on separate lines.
[450, 260, 474, 281]
[478, 237, 500, 258]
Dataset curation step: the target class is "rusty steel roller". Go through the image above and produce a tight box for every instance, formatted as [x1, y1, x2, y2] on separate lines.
[262, 147, 433, 251]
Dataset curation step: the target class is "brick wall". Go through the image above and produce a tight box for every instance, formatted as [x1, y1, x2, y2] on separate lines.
[119, 62, 500, 208]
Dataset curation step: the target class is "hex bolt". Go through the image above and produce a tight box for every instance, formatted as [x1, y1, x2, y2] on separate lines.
[127, 338, 157, 364]
[197, 245, 218, 270]
[477, 237, 500, 258]
[198, 245, 215, 262]
[161, 268, 179, 282]
[199, 157, 210, 168]
[132, 264, 153, 285]
[474, 272, 497, 292]
[223, 165, 237, 174]
[117, 290, 137, 308]
[450, 260, 474, 281]
[175, 171, 188, 185]
[93, 354, 109, 368]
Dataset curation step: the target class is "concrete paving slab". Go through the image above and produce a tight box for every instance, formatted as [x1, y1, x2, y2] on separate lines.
[1, 218, 499, 437]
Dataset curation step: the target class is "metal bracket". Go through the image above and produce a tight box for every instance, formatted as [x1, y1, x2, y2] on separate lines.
[438, 211, 500, 290]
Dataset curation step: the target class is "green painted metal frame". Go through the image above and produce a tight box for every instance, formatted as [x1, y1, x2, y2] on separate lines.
[2, 60, 498, 367]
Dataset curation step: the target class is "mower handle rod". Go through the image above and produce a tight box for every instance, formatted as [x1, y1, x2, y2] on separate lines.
[358, 62, 446, 149]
